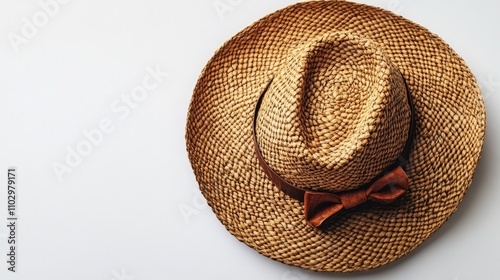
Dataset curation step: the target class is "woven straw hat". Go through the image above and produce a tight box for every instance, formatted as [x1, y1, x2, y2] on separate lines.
[186, 0, 486, 272]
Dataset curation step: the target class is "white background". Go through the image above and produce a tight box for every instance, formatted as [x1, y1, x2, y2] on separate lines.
[0, 0, 498, 279]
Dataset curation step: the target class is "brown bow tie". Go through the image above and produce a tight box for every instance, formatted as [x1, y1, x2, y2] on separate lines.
[303, 166, 408, 227]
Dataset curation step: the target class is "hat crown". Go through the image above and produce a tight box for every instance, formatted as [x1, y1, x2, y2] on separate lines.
[255, 32, 411, 192]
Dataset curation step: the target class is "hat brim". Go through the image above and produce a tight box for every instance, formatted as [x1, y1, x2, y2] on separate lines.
[186, 1, 485, 272]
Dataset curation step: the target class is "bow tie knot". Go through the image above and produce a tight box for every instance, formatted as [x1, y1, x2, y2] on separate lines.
[339, 189, 368, 209]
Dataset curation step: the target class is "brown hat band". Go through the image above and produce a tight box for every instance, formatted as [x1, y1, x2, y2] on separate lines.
[252, 77, 416, 228]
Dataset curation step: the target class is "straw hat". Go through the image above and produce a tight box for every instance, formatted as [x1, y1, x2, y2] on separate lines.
[186, 0, 486, 272]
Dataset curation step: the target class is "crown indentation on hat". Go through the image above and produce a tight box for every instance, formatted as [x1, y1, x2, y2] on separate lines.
[255, 32, 411, 192]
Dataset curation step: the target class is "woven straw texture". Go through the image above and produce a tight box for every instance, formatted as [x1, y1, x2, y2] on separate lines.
[255, 32, 411, 192]
[186, 0, 486, 272]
